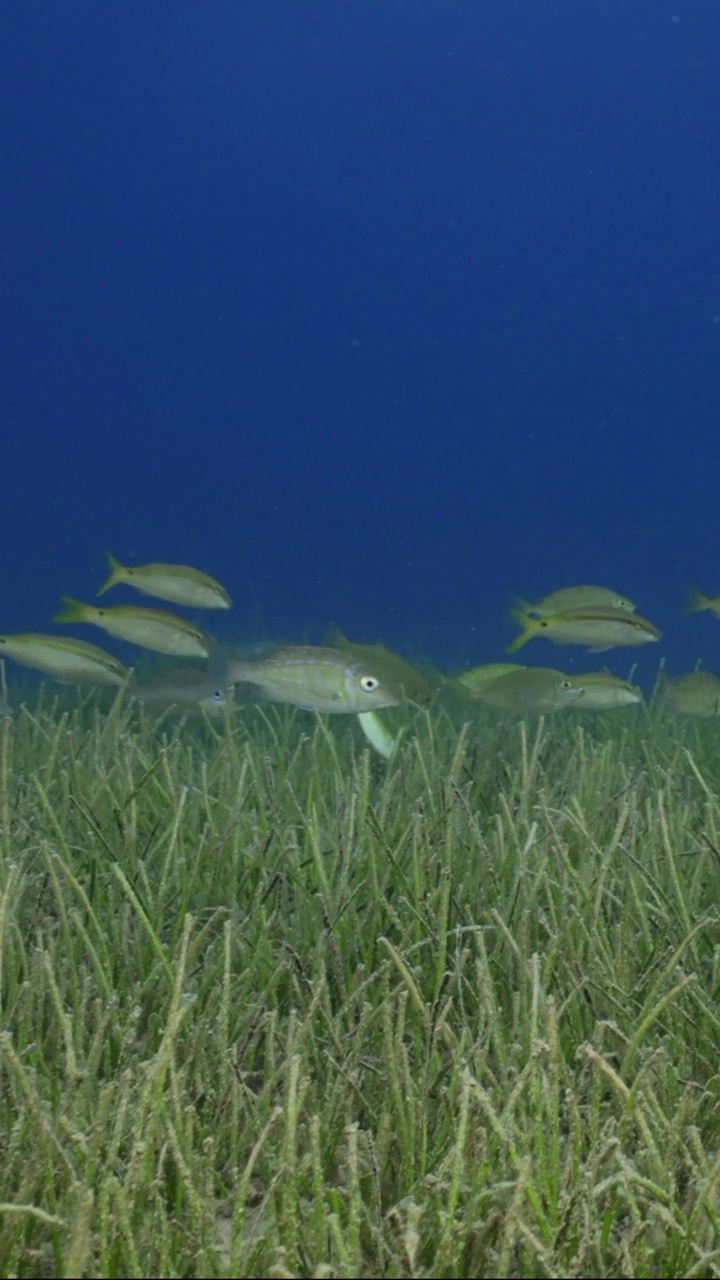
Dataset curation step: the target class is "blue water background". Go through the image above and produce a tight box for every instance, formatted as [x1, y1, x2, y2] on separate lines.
[2, 1, 719, 687]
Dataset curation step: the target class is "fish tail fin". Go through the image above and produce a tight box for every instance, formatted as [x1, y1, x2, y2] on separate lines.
[97, 552, 123, 597]
[224, 657, 249, 685]
[357, 710, 396, 759]
[513, 596, 536, 617]
[204, 636, 257, 689]
[686, 587, 709, 615]
[227, 640, 280, 682]
[507, 610, 535, 654]
[54, 596, 85, 624]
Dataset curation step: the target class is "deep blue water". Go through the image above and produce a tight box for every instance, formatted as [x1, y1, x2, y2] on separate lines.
[2, 1, 719, 688]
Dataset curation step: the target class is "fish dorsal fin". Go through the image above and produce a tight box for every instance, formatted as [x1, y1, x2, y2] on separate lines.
[324, 625, 351, 649]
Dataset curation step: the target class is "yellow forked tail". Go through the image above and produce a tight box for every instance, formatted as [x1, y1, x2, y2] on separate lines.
[686, 587, 710, 615]
[54, 596, 86, 624]
[506, 610, 535, 654]
[97, 552, 123, 597]
[513, 596, 535, 617]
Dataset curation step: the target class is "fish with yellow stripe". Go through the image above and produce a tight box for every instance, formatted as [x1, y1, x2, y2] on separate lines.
[508, 606, 660, 654]
[55, 597, 211, 658]
[98, 553, 231, 609]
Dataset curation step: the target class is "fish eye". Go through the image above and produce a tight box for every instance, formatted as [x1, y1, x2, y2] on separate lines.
[212, 690, 223, 701]
[360, 675, 380, 693]
[540, 620, 549, 628]
[561, 679, 573, 689]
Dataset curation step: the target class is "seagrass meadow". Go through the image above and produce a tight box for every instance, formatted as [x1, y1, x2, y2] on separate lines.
[1, 687, 720, 1278]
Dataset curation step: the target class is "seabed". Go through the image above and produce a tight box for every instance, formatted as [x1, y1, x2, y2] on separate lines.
[1, 680, 719, 1278]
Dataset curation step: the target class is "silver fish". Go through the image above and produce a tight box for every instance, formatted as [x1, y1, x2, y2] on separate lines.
[0, 633, 129, 686]
[224, 644, 400, 713]
[130, 666, 232, 715]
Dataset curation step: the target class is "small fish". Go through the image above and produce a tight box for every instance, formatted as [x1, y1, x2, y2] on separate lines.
[662, 670, 720, 718]
[326, 627, 436, 707]
[508, 607, 661, 654]
[686, 589, 720, 619]
[517, 586, 636, 618]
[357, 711, 397, 759]
[570, 672, 642, 710]
[98, 553, 231, 609]
[55, 597, 210, 658]
[454, 662, 526, 694]
[0, 633, 128, 686]
[224, 644, 400, 713]
[129, 666, 232, 715]
[473, 667, 586, 714]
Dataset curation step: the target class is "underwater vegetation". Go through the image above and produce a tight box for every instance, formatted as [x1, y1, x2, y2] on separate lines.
[4, 564, 720, 1275]
[1, 694, 720, 1276]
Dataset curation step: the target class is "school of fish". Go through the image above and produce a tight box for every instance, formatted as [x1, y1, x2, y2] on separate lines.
[1, 559, 720, 758]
